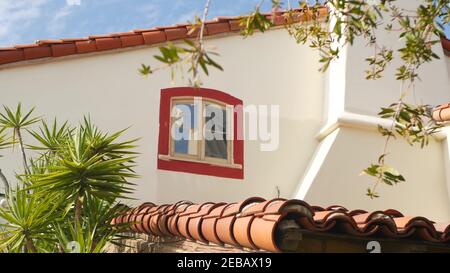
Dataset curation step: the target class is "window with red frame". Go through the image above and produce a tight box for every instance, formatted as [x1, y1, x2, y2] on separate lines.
[157, 87, 244, 179]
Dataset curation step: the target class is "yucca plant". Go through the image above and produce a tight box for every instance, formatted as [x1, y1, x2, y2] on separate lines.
[0, 103, 41, 175]
[0, 127, 11, 151]
[0, 127, 13, 194]
[27, 119, 71, 156]
[55, 196, 130, 253]
[55, 222, 107, 253]
[28, 120, 138, 226]
[0, 186, 60, 253]
[0, 103, 139, 253]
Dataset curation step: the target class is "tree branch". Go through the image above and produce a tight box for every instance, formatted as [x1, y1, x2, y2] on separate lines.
[192, 0, 212, 87]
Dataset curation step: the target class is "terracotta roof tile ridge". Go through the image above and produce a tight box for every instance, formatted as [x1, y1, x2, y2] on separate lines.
[113, 197, 450, 252]
[441, 36, 450, 57]
[0, 7, 328, 66]
[221, 196, 266, 217]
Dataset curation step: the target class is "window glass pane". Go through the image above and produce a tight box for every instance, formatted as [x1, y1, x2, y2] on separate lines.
[205, 138, 227, 159]
[205, 104, 226, 133]
[204, 103, 227, 159]
[172, 102, 198, 156]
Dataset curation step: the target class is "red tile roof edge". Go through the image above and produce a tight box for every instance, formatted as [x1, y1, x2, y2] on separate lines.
[432, 102, 450, 122]
[113, 197, 450, 253]
[0, 7, 328, 67]
[442, 36, 450, 57]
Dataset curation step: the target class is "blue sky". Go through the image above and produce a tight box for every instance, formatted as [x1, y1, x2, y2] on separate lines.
[0, 0, 279, 47]
[0, 0, 448, 47]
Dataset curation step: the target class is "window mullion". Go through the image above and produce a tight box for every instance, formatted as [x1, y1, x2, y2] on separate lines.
[199, 100, 205, 161]
[227, 105, 233, 164]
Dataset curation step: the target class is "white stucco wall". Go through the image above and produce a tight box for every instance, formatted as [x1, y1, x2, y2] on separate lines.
[296, 127, 450, 222]
[292, 0, 450, 222]
[0, 29, 324, 205]
[1, 3, 449, 223]
[343, 0, 450, 115]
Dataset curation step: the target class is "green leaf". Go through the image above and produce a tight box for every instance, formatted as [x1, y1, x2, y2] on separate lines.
[138, 64, 152, 76]
[366, 188, 379, 199]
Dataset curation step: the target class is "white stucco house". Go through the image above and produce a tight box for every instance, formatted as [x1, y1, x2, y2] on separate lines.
[0, 1, 449, 226]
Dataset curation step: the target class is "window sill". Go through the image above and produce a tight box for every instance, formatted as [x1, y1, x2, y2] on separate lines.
[158, 154, 243, 170]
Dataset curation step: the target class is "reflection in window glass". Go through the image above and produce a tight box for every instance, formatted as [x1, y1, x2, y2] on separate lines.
[204, 103, 227, 159]
[172, 103, 198, 156]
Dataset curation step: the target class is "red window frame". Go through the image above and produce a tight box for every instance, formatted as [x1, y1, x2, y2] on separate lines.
[157, 87, 244, 179]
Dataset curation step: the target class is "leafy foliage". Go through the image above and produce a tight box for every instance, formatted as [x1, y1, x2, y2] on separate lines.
[26, 119, 71, 155]
[0, 127, 13, 194]
[362, 162, 405, 199]
[378, 102, 441, 148]
[0, 104, 138, 253]
[240, 7, 273, 37]
[365, 48, 393, 80]
[140, 40, 223, 86]
[55, 196, 130, 253]
[0, 186, 60, 253]
[0, 103, 41, 175]
[142, 0, 449, 198]
[0, 127, 13, 154]
[138, 64, 152, 76]
[139, 0, 222, 87]
[0, 103, 41, 130]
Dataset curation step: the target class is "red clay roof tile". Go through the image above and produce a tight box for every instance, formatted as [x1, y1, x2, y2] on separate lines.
[51, 43, 77, 57]
[0, 49, 24, 65]
[114, 197, 450, 252]
[23, 46, 52, 60]
[205, 22, 231, 35]
[14, 43, 40, 49]
[37, 39, 65, 45]
[0, 7, 327, 66]
[164, 27, 188, 41]
[216, 214, 239, 246]
[108, 31, 137, 37]
[119, 34, 145, 47]
[132, 27, 157, 33]
[141, 30, 166, 45]
[131, 204, 155, 233]
[441, 36, 450, 57]
[88, 34, 113, 39]
[228, 20, 242, 31]
[95, 37, 122, 51]
[75, 40, 97, 53]
[234, 214, 257, 249]
[267, 14, 287, 26]
[432, 103, 450, 122]
[186, 25, 209, 38]
[61, 37, 89, 42]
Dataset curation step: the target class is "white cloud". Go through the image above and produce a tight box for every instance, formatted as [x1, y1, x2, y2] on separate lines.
[48, 0, 84, 36]
[137, 3, 161, 25]
[47, 6, 72, 35]
[66, 0, 81, 6]
[48, 1, 84, 36]
[0, 0, 49, 45]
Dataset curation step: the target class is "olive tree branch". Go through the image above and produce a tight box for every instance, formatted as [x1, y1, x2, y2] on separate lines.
[192, 0, 211, 87]
[140, 0, 223, 87]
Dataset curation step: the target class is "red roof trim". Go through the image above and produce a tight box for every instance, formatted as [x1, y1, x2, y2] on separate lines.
[0, 7, 328, 66]
[441, 36, 450, 57]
